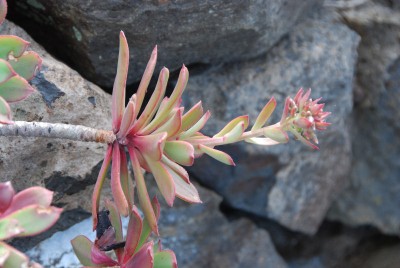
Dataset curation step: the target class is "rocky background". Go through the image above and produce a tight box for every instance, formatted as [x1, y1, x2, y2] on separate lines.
[1, 0, 400, 267]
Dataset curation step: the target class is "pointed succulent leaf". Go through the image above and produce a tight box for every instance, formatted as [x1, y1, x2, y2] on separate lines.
[134, 46, 158, 119]
[2, 186, 53, 217]
[148, 66, 188, 130]
[214, 115, 249, 138]
[245, 137, 280, 146]
[143, 156, 175, 207]
[164, 140, 194, 166]
[154, 250, 178, 268]
[1, 204, 62, 237]
[280, 97, 291, 124]
[8, 51, 41, 81]
[119, 148, 134, 210]
[131, 132, 167, 161]
[0, 241, 29, 268]
[252, 97, 276, 130]
[96, 227, 118, 251]
[132, 67, 169, 134]
[0, 181, 14, 213]
[137, 197, 160, 250]
[124, 241, 154, 268]
[92, 145, 113, 230]
[104, 199, 123, 243]
[0, 75, 34, 103]
[263, 126, 288, 143]
[111, 31, 129, 133]
[0, 218, 24, 240]
[220, 121, 245, 144]
[181, 101, 203, 131]
[164, 164, 201, 203]
[91, 244, 118, 266]
[123, 206, 143, 263]
[161, 155, 190, 183]
[0, 36, 29, 59]
[290, 128, 319, 150]
[71, 235, 98, 266]
[293, 117, 313, 129]
[179, 110, 210, 140]
[198, 145, 235, 166]
[111, 143, 129, 217]
[0, 59, 16, 84]
[0, 96, 11, 123]
[117, 99, 136, 139]
[129, 148, 158, 235]
[0, 0, 6, 25]
[152, 107, 183, 138]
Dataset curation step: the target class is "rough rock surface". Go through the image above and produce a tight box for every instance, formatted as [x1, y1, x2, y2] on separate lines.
[328, 1, 400, 235]
[0, 20, 111, 213]
[8, 0, 318, 87]
[25, 182, 287, 268]
[183, 9, 359, 234]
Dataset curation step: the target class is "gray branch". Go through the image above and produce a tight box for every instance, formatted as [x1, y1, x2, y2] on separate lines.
[0, 121, 116, 144]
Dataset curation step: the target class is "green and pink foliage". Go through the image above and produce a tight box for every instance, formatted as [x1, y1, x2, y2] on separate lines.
[0, 0, 41, 123]
[92, 31, 331, 236]
[72, 198, 177, 268]
[0, 181, 62, 268]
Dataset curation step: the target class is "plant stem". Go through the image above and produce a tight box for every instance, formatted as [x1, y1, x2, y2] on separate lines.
[0, 121, 115, 144]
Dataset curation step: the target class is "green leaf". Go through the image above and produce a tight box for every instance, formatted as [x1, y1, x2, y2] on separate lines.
[0, 36, 29, 59]
[0, 241, 29, 268]
[214, 115, 249, 137]
[179, 111, 210, 140]
[252, 97, 276, 130]
[0, 75, 34, 103]
[104, 199, 123, 243]
[164, 140, 194, 166]
[0, 96, 11, 123]
[152, 107, 183, 138]
[263, 126, 288, 143]
[181, 101, 203, 132]
[0, 204, 62, 237]
[71, 235, 97, 266]
[220, 121, 245, 144]
[154, 250, 178, 268]
[0, 59, 15, 84]
[8, 51, 41, 81]
[199, 145, 235, 166]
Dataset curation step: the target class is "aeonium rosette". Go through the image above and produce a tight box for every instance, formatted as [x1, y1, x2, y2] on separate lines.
[92, 31, 331, 235]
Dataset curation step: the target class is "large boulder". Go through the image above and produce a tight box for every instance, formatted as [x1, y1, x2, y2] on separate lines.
[0, 20, 111, 214]
[8, 0, 318, 87]
[183, 9, 359, 234]
[328, 1, 400, 235]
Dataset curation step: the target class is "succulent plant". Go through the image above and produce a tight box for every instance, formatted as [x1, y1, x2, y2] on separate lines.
[73, 197, 176, 268]
[0, 0, 41, 123]
[91, 31, 330, 237]
[0, 181, 62, 268]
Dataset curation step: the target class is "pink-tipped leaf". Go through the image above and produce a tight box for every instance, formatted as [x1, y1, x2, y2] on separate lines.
[134, 46, 158, 119]
[123, 206, 143, 263]
[0, 75, 34, 103]
[252, 97, 276, 130]
[143, 156, 175, 207]
[214, 115, 249, 137]
[0, 95, 11, 123]
[181, 101, 203, 131]
[0, 241, 29, 268]
[111, 31, 129, 133]
[117, 98, 136, 139]
[154, 250, 178, 268]
[198, 144, 235, 166]
[164, 140, 194, 166]
[263, 126, 289, 144]
[71, 235, 97, 266]
[111, 143, 129, 217]
[161, 155, 190, 183]
[152, 107, 183, 138]
[245, 137, 280, 146]
[164, 164, 201, 203]
[131, 132, 167, 161]
[0, 36, 29, 59]
[219, 121, 245, 144]
[179, 110, 210, 139]
[0, 59, 16, 83]
[92, 145, 113, 230]
[8, 51, 41, 81]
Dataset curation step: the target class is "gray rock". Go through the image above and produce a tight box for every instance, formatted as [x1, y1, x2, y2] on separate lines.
[26, 182, 287, 268]
[0, 20, 111, 214]
[183, 9, 359, 234]
[328, 2, 400, 235]
[8, 0, 318, 87]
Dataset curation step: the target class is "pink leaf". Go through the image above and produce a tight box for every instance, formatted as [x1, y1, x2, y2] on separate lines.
[0, 0, 7, 25]
[164, 140, 194, 166]
[111, 31, 129, 133]
[130, 132, 167, 161]
[0, 181, 14, 213]
[120, 147, 134, 210]
[92, 145, 113, 230]
[91, 244, 118, 266]
[124, 241, 154, 268]
[123, 206, 143, 263]
[111, 143, 129, 216]
[2, 186, 53, 217]
[117, 98, 136, 139]
[164, 164, 201, 203]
